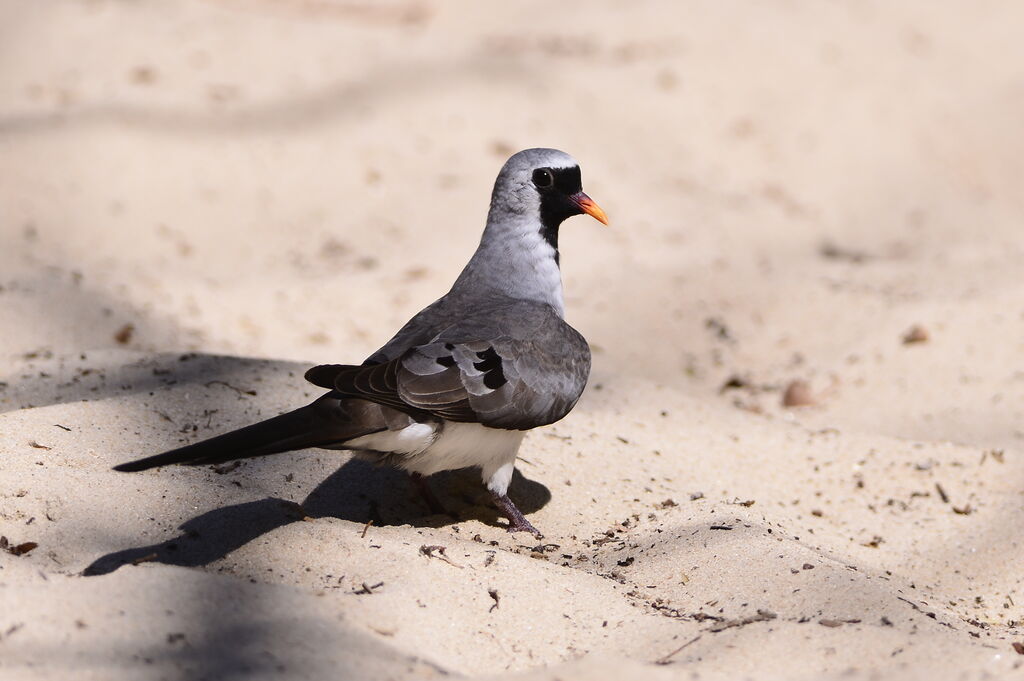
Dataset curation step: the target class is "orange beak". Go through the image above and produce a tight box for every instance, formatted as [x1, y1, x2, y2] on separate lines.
[572, 193, 609, 225]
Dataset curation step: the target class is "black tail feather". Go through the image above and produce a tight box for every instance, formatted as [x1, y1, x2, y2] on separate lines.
[114, 396, 375, 472]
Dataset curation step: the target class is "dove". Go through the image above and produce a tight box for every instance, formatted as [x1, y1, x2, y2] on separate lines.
[115, 148, 607, 537]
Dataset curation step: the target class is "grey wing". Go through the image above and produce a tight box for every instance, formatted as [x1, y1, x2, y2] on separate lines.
[307, 303, 591, 430]
[363, 296, 452, 365]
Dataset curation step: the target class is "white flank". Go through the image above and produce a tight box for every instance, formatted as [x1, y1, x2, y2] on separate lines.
[345, 422, 437, 456]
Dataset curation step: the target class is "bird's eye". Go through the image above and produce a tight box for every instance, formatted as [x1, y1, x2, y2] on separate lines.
[532, 168, 554, 189]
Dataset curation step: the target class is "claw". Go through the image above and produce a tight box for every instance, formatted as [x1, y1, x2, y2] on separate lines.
[506, 519, 543, 538]
[491, 491, 542, 537]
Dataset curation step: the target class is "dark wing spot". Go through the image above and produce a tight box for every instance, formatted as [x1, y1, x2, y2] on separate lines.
[444, 343, 455, 350]
[436, 355, 456, 368]
[473, 347, 507, 390]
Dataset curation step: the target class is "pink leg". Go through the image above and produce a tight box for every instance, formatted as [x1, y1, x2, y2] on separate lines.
[410, 472, 450, 516]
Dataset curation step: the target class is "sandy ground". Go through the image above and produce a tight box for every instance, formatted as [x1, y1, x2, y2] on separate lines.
[2, 1, 1024, 679]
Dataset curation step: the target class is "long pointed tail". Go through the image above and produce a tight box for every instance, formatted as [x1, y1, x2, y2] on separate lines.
[114, 395, 373, 472]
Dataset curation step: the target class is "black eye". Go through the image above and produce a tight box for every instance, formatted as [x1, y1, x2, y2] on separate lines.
[532, 168, 554, 189]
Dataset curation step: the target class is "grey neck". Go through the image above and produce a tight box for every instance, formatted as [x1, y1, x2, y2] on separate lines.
[452, 213, 564, 318]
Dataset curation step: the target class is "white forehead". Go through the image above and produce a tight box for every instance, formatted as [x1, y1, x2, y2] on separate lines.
[499, 148, 579, 178]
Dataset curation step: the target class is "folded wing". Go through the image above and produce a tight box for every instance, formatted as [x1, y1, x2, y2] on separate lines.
[304, 302, 590, 430]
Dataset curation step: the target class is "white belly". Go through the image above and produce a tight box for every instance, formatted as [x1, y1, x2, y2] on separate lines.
[344, 421, 526, 495]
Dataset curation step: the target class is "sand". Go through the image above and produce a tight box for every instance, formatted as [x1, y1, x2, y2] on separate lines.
[2, 1, 1024, 679]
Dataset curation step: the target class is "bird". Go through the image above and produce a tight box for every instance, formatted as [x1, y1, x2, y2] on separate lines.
[114, 148, 608, 537]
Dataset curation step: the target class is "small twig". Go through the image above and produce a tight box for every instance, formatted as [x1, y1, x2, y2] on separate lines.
[360, 519, 374, 538]
[528, 543, 561, 554]
[656, 634, 702, 665]
[488, 589, 500, 612]
[52, 424, 72, 432]
[353, 581, 384, 595]
[204, 380, 257, 397]
[0, 623, 24, 641]
[708, 609, 777, 633]
[419, 544, 463, 568]
[130, 552, 158, 566]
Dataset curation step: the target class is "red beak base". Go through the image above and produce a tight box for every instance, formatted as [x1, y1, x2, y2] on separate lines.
[572, 193, 609, 225]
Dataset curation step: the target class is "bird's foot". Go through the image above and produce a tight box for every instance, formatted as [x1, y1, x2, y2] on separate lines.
[410, 472, 455, 518]
[490, 491, 543, 538]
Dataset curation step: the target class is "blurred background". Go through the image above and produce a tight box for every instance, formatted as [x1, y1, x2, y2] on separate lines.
[2, 0, 1023, 448]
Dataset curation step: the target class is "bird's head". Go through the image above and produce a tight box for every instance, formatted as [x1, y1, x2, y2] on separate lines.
[488, 149, 608, 242]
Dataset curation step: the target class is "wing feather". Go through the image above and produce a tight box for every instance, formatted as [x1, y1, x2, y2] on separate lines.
[305, 301, 590, 430]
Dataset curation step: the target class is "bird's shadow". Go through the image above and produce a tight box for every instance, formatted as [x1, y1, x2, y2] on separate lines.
[83, 460, 550, 577]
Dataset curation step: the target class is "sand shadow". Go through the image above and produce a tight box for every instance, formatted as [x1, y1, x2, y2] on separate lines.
[0, 52, 528, 139]
[1, 351, 294, 415]
[83, 460, 550, 576]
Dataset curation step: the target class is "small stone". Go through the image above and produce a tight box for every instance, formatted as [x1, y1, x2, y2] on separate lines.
[782, 380, 816, 407]
[902, 325, 929, 344]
